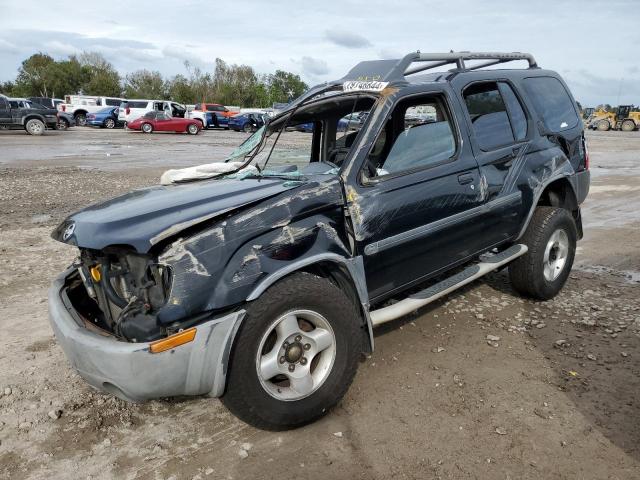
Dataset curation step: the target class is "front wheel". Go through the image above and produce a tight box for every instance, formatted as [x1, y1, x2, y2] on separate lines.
[222, 272, 362, 430]
[187, 123, 199, 135]
[141, 123, 153, 133]
[509, 207, 577, 300]
[55, 119, 69, 131]
[596, 119, 610, 131]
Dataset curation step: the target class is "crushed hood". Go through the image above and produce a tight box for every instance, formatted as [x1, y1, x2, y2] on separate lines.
[52, 177, 303, 253]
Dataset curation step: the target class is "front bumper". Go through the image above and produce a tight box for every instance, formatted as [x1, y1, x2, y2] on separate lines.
[48, 269, 245, 402]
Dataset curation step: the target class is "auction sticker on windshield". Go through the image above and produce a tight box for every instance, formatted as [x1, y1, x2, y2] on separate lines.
[343, 81, 389, 92]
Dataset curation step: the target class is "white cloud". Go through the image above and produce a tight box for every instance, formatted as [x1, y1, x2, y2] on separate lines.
[325, 29, 372, 49]
[301, 56, 329, 76]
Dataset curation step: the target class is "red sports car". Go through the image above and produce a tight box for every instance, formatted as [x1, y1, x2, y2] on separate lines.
[128, 111, 201, 134]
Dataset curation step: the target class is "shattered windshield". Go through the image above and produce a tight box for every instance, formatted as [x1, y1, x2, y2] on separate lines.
[225, 126, 266, 162]
[223, 93, 377, 180]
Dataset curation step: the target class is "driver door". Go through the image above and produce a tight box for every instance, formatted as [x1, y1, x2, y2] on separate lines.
[345, 89, 485, 302]
[155, 113, 171, 131]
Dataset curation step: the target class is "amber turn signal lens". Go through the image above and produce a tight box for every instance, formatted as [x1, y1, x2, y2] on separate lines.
[90, 265, 101, 282]
[149, 328, 196, 353]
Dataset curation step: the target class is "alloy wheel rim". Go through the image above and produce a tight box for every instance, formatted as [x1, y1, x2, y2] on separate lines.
[256, 309, 336, 401]
[543, 228, 569, 281]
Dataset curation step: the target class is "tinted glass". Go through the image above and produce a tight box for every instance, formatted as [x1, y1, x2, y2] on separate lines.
[499, 83, 528, 141]
[105, 98, 121, 106]
[128, 101, 149, 109]
[0, 97, 8, 109]
[523, 76, 579, 132]
[143, 111, 156, 119]
[464, 82, 514, 150]
[371, 98, 456, 177]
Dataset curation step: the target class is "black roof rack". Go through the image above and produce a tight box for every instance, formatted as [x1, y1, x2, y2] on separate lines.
[341, 51, 538, 83]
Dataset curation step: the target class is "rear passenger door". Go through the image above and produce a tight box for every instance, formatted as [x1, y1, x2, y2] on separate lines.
[458, 80, 531, 245]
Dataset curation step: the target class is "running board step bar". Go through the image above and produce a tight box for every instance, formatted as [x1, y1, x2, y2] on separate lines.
[369, 244, 528, 327]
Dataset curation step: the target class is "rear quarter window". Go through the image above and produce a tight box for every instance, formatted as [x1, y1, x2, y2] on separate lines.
[523, 76, 579, 132]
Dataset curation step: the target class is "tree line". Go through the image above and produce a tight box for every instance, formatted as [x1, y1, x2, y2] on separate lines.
[0, 52, 309, 107]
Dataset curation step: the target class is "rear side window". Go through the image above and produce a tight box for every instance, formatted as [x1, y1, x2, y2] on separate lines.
[523, 76, 578, 132]
[464, 82, 514, 150]
[105, 98, 121, 106]
[0, 97, 8, 109]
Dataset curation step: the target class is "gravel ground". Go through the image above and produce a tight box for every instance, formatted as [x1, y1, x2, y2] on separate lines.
[0, 128, 639, 480]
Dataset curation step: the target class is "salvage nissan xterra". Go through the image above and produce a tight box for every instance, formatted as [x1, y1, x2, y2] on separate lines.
[49, 51, 590, 430]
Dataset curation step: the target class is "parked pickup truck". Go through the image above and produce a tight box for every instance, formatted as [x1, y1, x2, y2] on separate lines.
[58, 95, 124, 126]
[49, 51, 589, 430]
[0, 95, 59, 135]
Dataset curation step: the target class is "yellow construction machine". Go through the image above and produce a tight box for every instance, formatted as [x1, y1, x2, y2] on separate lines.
[588, 105, 640, 131]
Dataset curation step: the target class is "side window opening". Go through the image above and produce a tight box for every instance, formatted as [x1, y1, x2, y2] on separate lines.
[367, 95, 457, 178]
[463, 82, 514, 151]
[498, 82, 528, 141]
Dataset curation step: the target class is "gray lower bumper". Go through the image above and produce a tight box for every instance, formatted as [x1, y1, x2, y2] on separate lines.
[48, 270, 245, 402]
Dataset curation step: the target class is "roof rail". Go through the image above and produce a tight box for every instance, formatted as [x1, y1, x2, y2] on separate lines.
[403, 51, 538, 76]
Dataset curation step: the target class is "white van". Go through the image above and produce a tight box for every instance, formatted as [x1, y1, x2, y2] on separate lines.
[118, 100, 186, 125]
[58, 95, 124, 126]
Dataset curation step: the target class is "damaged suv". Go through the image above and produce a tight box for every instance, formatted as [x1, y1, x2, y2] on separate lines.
[49, 51, 590, 430]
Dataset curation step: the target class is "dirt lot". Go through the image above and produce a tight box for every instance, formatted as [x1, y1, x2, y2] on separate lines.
[0, 128, 639, 480]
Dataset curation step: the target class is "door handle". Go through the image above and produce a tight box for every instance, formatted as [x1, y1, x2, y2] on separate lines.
[457, 173, 474, 185]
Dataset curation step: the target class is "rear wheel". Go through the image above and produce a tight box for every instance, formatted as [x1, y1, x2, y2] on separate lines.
[222, 272, 362, 430]
[187, 123, 199, 135]
[75, 113, 87, 127]
[596, 119, 610, 131]
[621, 120, 636, 132]
[25, 118, 45, 136]
[141, 123, 153, 133]
[509, 207, 577, 300]
[104, 118, 116, 129]
[55, 118, 69, 131]
[242, 123, 254, 133]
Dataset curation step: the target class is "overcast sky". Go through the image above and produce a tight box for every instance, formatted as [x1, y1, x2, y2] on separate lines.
[1, 0, 638, 106]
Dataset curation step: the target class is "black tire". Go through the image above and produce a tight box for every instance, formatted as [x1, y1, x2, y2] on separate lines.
[222, 272, 362, 430]
[25, 118, 45, 136]
[187, 123, 199, 135]
[75, 113, 87, 127]
[242, 123, 253, 133]
[55, 119, 69, 131]
[509, 207, 577, 300]
[596, 119, 610, 131]
[621, 120, 636, 132]
[104, 118, 116, 129]
[141, 123, 153, 133]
